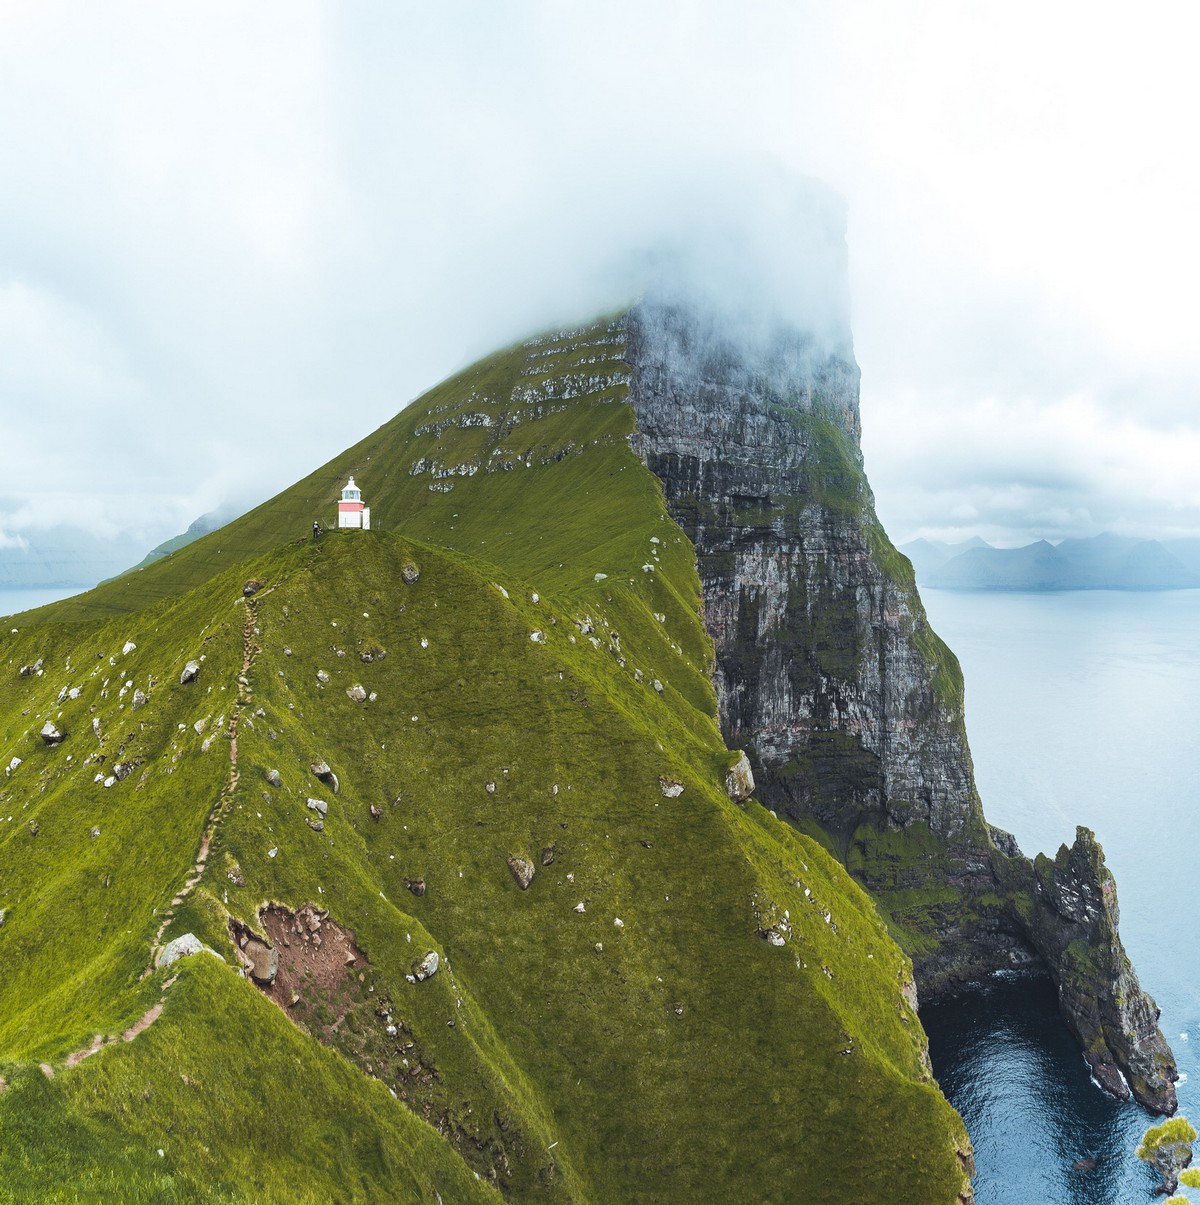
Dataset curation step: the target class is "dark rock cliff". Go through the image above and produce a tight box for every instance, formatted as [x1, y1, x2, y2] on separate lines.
[621, 290, 1178, 1115]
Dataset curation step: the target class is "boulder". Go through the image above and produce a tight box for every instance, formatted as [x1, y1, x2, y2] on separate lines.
[405, 878, 426, 896]
[5, 757, 20, 776]
[724, 751, 755, 802]
[159, 933, 204, 967]
[242, 579, 265, 597]
[411, 950, 439, 981]
[122, 641, 137, 655]
[265, 769, 281, 788]
[39, 722, 65, 746]
[306, 798, 328, 817]
[659, 777, 684, 798]
[346, 684, 367, 703]
[132, 689, 147, 711]
[310, 761, 339, 793]
[19, 658, 43, 677]
[401, 562, 420, 585]
[507, 855, 536, 890]
[180, 660, 201, 684]
[112, 761, 132, 781]
[316, 669, 330, 685]
[244, 939, 279, 985]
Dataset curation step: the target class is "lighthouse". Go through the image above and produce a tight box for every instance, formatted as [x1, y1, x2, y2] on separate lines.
[337, 476, 371, 530]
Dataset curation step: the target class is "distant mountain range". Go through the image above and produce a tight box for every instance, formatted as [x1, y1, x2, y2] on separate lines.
[902, 533, 1200, 591]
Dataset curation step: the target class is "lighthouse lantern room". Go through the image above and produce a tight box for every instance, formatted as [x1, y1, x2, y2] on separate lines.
[338, 476, 371, 530]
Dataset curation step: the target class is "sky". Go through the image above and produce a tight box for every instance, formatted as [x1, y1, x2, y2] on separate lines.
[2, 0, 1200, 563]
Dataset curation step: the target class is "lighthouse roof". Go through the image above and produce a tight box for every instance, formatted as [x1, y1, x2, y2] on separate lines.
[344, 476, 357, 489]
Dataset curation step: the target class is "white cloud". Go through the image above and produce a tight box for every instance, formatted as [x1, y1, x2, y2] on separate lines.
[1, 1, 1199, 560]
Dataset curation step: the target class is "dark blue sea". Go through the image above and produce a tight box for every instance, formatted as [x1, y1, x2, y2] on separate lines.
[919, 588, 1200, 1204]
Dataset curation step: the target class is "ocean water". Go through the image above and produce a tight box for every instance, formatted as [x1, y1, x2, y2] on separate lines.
[918, 588, 1200, 1204]
[0, 587, 84, 619]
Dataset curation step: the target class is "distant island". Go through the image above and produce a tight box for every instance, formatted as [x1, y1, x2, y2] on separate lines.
[901, 532, 1200, 591]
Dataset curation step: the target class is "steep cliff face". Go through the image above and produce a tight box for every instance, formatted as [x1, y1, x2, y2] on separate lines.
[622, 290, 1178, 1114]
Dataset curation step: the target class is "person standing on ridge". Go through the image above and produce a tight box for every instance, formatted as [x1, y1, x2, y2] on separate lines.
[312, 521, 320, 542]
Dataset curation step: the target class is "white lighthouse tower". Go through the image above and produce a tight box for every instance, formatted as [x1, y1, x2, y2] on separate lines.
[337, 476, 371, 530]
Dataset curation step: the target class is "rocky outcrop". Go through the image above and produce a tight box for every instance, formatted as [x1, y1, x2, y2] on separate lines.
[999, 827, 1177, 1113]
[622, 281, 1177, 1112]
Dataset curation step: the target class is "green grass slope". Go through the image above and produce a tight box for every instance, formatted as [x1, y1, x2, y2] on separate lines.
[0, 319, 971, 1202]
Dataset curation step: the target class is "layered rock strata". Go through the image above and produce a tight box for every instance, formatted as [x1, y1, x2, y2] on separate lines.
[622, 293, 1178, 1114]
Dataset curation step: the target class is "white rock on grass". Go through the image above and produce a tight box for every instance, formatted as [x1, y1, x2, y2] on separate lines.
[659, 777, 684, 798]
[346, 684, 367, 703]
[159, 933, 204, 967]
[411, 951, 439, 982]
[122, 641, 136, 655]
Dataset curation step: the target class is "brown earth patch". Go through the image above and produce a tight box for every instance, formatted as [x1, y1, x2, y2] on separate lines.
[230, 903, 368, 1041]
[229, 903, 519, 1189]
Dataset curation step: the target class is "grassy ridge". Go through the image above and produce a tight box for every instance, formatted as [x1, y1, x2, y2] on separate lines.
[0, 319, 970, 1201]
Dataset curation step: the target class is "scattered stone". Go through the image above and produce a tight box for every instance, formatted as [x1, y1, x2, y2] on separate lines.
[401, 562, 420, 585]
[132, 689, 147, 711]
[180, 660, 201, 684]
[405, 878, 426, 897]
[541, 846, 556, 866]
[159, 933, 204, 967]
[112, 761, 132, 781]
[485, 781, 496, 794]
[530, 630, 546, 644]
[283, 647, 292, 657]
[242, 579, 265, 597]
[40, 721, 65, 745]
[39, 1064, 54, 1079]
[316, 669, 330, 685]
[0, 909, 6, 927]
[346, 684, 367, 703]
[573, 902, 586, 913]
[265, 769, 281, 788]
[103, 777, 115, 788]
[306, 798, 329, 817]
[659, 777, 684, 798]
[412, 950, 439, 981]
[369, 804, 383, 821]
[5, 756, 20, 776]
[651, 679, 664, 693]
[724, 750, 756, 802]
[19, 658, 44, 677]
[193, 718, 207, 735]
[244, 939, 279, 985]
[613, 917, 624, 929]
[310, 761, 339, 793]
[594, 573, 607, 582]
[122, 641, 137, 655]
[90, 827, 100, 838]
[307, 818, 324, 832]
[507, 855, 536, 890]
